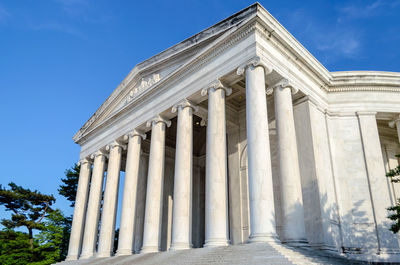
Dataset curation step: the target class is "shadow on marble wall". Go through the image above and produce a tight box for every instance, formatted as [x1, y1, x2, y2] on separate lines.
[310, 192, 399, 261]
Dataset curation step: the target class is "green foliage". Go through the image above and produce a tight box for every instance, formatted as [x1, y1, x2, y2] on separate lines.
[34, 209, 71, 264]
[386, 154, 400, 233]
[0, 229, 37, 265]
[0, 182, 56, 249]
[58, 164, 80, 207]
[0, 210, 71, 265]
[388, 200, 400, 233]
[0, 164, 80, 264]
[386, 154, 400, 182]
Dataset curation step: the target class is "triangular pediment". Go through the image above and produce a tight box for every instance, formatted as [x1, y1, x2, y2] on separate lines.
[73, 4, 258, 143]
[74, 2, 343, 145]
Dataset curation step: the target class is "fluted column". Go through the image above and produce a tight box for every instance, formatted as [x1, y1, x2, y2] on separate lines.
[170, 99, 198, 250]
[80, 151, 107, 259]
[141, 116, 171, 253]
[237, 58, 279, 242]
[389, 115, 400, 143]
[97, 142, 124, 258]
[201, 80, 231, 247]
[66, 158, 92, 260]
[117, 130, 146, 256]
[268, 79, 307, 246]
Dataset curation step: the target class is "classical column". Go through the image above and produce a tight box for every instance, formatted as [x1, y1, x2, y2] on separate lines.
[97, 142, 124, 258]
[237, 58, 278, 242]
[170, 99, 198, 250]
[358, 112, 400, 252]
[80, 151, 107, 259]
[66, 158, 92, 260]
[116, 130, 146, 256]
[141, 116, 171, 253]
[268, 79, 307, 246]
[389, 115, 400, 143]
[201, 80, 231, 247]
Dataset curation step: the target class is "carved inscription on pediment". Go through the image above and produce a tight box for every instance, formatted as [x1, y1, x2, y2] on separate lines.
[126, 73, 161, 103]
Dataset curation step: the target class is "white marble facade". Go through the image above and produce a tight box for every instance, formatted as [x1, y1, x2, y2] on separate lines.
[66, 3, 400, 263]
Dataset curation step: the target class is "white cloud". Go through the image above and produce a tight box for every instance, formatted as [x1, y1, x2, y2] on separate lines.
[287, 9, 362, 61]
[338, 0, 400, 20]
[315, 32, 361, 57]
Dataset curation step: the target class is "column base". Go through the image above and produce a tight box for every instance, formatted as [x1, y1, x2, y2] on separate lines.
[283, 239, 309, 248]
[65, 254, 78, 261]
[169, 242, 192, 251]
[96, 251, 113, 258]
[78, 252, 95, 260]
[140, 246, 159, 254]
[204, 239, 230, 248]
[248, 233, 280, 243]
[116, 249, 133, 256]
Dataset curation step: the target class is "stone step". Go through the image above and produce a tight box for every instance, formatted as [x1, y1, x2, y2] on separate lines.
[58, 242, 372, 265]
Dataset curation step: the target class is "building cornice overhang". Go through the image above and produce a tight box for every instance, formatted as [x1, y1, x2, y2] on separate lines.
[254, 4, 332, 85]
[73, 3, 400, 145]
[329, 71, 400, 92]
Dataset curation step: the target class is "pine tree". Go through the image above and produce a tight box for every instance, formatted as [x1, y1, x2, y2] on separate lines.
[0, 229, 36, 265]
[0, 182, 55, 249]
[58, 164, 80, 207]
[33, 209, 71, 264]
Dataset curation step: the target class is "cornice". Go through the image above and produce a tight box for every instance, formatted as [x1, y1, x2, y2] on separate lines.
[328, 71, 400, 92]
[254, 6, 331, 85]
[253, 10, 400, 93]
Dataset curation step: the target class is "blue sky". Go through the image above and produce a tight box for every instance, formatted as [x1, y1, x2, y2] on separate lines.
[0, 0, 400, 224]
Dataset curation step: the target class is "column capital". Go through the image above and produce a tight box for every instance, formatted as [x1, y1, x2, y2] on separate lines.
[236, 56, 272, 76]
[171, 99, 199, 113]
[146, 115, 171, 128]
[124, 129, 146, 141]
[106, 141, 127, 152]
[77, 157, 92, 166]
[389, 114, 400, 128]
[201, 80, 232, 97]
[195, 106, 208, 127]
[90, 150, 108, 160]
[266, 78, 299, 95]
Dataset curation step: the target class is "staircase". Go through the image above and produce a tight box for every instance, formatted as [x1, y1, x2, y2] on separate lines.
[58, 242, 380, 265]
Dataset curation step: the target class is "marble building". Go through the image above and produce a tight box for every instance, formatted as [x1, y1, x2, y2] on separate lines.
[65, 3, 400, 263]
